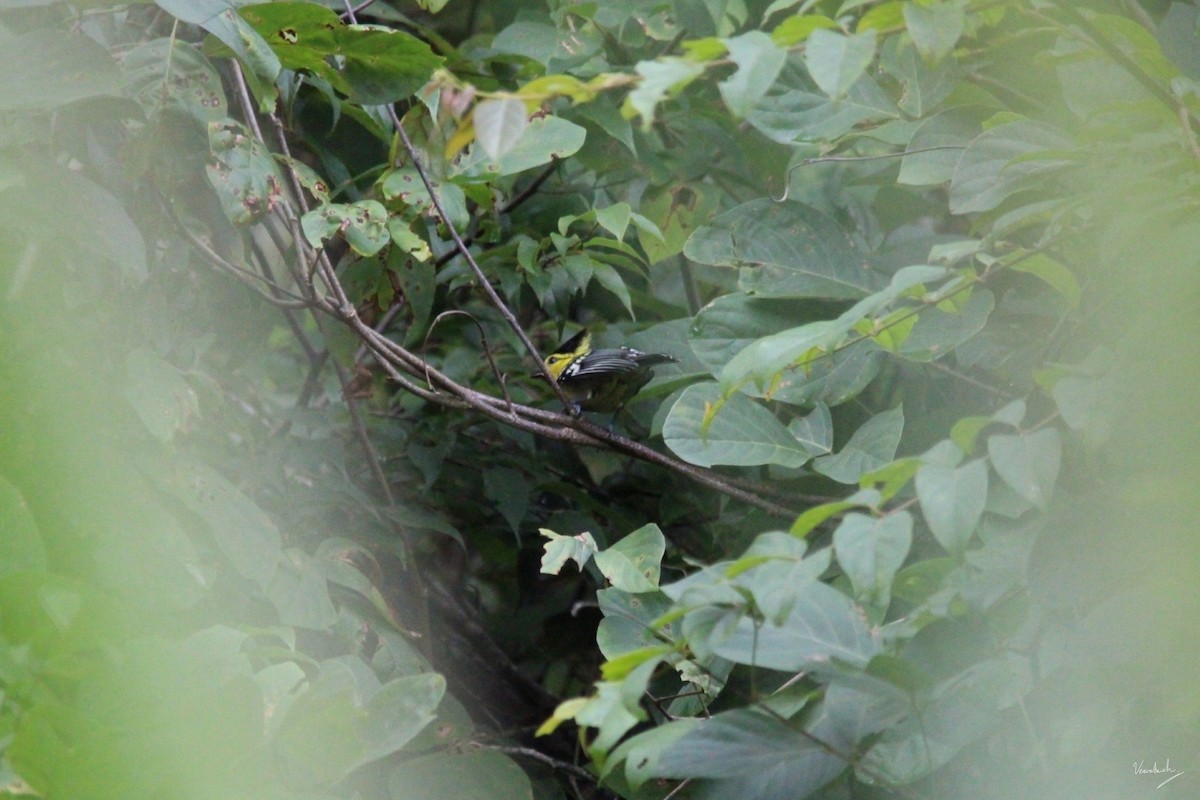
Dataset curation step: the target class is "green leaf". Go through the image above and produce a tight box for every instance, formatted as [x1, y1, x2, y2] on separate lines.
[880, 34, 958, 118]
[685, 199, 880, 300]
[771, 14, 840, 47]
[711, 581, 880, 670]
[654, 709, 848, 796]
[949, 120, 1073, 214]
[987, 429, 1061, 509]
[157, 0, 281, 108]
[904, 1, 965, 63]
[239, 2, 443, 104]
[746, 66, 898, 143]
[156, 460, 282, 591]
[731, 534, 831, 624]
[574, 96, 637, 155]
[574, 658, 660, 754]
[790, 500, 860, 538]
[1051, 375, 1105, 434]
[589, 260, 635, 318]
[898, 287, 994, 361]
[992, 399, 1027, 427]
[719, 31, 787, 117]
[624, 57, 706, 128]
[898, 106, 991, 186]
[453, 115, 586, 178]
[277, 663, 445, 785]
[805, 29, 877, 97]
[206, 119, 285, 225]
[858, 0, 906, 32]
[483, 467, 529, 536]
[0, 29, 121, 111]
[596, 588, 676, 659]
[594, 524, 666, 592]
[473, 97, 528, 160]
[860, 457, 921, 501]
[833, 511, 913, 607]
[387, 237, 435, 338]
[6, 162, 148, 279]
[814, 406, 905, 484]
[862, 654, 1032, 783]
[301, 200, 390, 256]
[788, 402, 833, 456]
[123, 348, 196, 443]
[1010, 253, 1081, 308]
[540, 528, 599, 574]
[0, 475, 45, 577]
[606, 720, 701, 788]
[491, 21, 599, 67]
[663, 382, 822, 468]
[594, 202, 632, 240]
[915, 459, 988, 554]
[689, 293, 817, 371]
[893, 557, 956, 604]
[769, 338, 886, 407]
[380, 167, 469, 231]
[387, 751, 533, 800]
[265, 548, 338, 630]
[123, 39, 228, 123]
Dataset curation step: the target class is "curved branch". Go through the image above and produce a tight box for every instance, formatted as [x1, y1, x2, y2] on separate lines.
[223, 57, 800, 521]
[383, 105, 577, 412]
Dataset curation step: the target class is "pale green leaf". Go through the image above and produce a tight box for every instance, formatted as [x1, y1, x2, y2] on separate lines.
[663, 383, 821, 468]
[915, 459, 988, 553]
[814, 406, 905, 484]
[805, 29, 877, 97]
[719, 31, 787, 117]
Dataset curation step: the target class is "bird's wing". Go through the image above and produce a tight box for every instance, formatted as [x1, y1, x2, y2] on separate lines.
[564, 349, 643, 378]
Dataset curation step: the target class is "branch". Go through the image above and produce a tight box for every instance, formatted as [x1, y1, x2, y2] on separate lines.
[222, 52, 798, 520]
[386, 107, 577, 411]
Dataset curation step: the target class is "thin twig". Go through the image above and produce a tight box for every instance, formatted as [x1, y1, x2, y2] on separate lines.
[338, 0, 378, 20]
[385, 105, 577, 411]
[222, 57, 804, 519]
[164, 200, 310, 307]
[922, 358, 1015, 399]
[470, 742, 596, 783]
[425, 310, 515, 412]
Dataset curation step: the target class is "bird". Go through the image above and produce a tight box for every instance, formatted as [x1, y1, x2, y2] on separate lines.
[540, 329, 679, 416]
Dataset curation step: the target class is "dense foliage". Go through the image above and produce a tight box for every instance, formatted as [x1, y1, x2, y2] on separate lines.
[2, 1, 1198, 799]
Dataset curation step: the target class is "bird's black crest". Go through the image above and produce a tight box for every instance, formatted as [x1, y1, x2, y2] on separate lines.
[555, 329, 589, 353]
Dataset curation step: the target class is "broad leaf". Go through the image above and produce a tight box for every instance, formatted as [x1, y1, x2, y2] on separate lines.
[240, 2, 442, 104]
[915, 459, 988, 554]
[987, 429, 1061, 509]
[814, 406, 905, 484]
[805, 29, 877, 97]
[719, 31, 787, 117]
[833, 511, 913, 607]
[654, 709, 848, 798]
[709, 582, 880, 670]
[664, 383, 822, 468]
[949, 120, 1073, 214]
[473, 97, 528, 159]
[684, 199, 880, 300]
[453, 115, 586, 178]
[594, 524, 666, 592]
[903, 1, 965, 62]
[387, 751, 532, 800]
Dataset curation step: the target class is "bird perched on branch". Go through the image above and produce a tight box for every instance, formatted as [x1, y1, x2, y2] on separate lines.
[541, 330, 679, 416]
